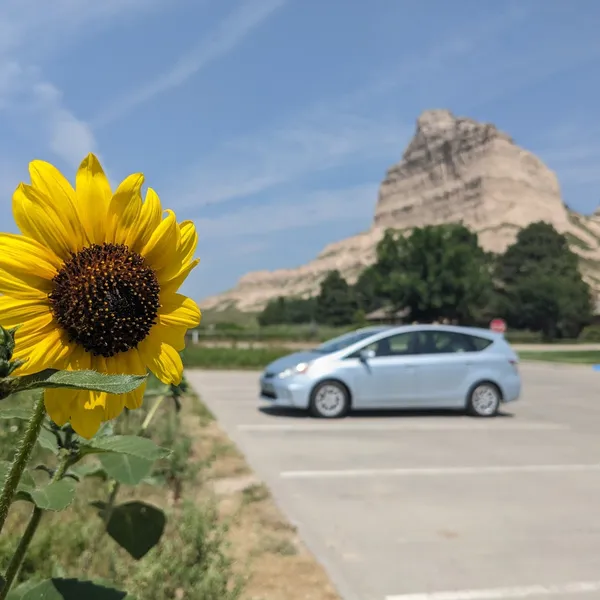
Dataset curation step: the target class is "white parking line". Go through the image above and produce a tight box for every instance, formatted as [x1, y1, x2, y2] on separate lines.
[238, 422, 566, 432]
[280, 463, 600, 479]
[385, 580, 600, 599]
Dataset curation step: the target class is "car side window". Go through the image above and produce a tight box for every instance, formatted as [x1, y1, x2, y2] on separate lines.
[364, 332, 419, 357]
[418, 331, 491, 354]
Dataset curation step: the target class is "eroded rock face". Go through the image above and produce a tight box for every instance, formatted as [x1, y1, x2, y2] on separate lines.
[202, 109, 600, 312]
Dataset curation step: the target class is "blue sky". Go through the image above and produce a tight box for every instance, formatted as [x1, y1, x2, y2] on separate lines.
[1, 0, 599, 302]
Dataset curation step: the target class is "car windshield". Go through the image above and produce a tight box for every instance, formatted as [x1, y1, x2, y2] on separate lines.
[313, 329, 383, 354]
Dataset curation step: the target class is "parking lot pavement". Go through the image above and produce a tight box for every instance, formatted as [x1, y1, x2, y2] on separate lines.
[186, 363, 600, 600]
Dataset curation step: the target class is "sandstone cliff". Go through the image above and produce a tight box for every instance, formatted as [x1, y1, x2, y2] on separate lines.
[202, 109, 600, 312]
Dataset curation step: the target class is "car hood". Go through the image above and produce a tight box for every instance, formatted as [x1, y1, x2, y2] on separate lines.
[264, 351, 323, 375]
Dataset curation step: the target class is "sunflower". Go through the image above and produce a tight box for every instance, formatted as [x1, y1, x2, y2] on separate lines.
[0, 153, 201, 438]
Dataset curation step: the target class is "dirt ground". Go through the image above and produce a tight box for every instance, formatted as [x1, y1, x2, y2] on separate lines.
[186, 404, 341, 600]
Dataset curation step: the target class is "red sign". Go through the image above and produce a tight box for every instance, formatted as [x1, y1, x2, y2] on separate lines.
[490, 318, 507, 333]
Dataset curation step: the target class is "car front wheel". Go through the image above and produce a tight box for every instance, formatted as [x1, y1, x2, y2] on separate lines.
[309, 380, 350, 418]
[467, 382, 501, 417]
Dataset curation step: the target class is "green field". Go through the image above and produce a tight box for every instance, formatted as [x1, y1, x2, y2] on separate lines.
[518, 350, 600, 364]
[182, 345, 291, 369]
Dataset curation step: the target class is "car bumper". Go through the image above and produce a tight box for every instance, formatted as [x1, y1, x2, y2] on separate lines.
[259, 375, 312, 409]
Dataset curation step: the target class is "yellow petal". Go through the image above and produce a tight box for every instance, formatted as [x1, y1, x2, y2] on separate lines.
[178, 221, 198, 265]
[101, 351, 146, 418]
[128, 188, 163, 253]
[150, 323, 187, 352]
[12, 316, 74, 376]
[0, 269, 51, 299]
[107, 173, 144, 245]
[13, 184, 80, 260]
[124, 382, 146, 410]
[75, 153, 112, 244]
[60, 346, 92, 371]
[138, 336, 183, 385]
[103, 392, 125, 420]
[28, 160, 88, 249]
[0, 296, 52, 329]
[0, 233, 62, 280]
[44, 388, 78, 427]
[141, 209, 181, 275]
[159, 294, 201, 329]
[70, 395, 105, 439]
[159, 259, 199, 296]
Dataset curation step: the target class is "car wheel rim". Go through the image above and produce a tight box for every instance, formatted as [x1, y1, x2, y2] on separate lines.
[315, 385, 345, 417]
[472, 385, 499, 415]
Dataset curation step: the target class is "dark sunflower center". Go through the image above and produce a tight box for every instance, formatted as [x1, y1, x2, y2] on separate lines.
[49, 243, 160, 358]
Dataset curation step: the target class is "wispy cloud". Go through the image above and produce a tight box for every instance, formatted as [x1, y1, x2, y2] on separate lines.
[174, 113, 408, 209]
[197, 183, 379, 239]
[0, 0, 174, 58]
[0, 0, 175, 169]
[0, 62, 97, 168]
[94, 0, 287, 127]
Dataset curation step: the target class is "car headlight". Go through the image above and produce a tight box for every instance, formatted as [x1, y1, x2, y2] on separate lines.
[278, 362, 312, 379]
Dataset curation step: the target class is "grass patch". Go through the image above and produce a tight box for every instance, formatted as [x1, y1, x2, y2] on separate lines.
[182, 346, 291, 369]
[242, 483, 270, 505]
[257, 536, 298, 557]
[519, 350, 600, 364]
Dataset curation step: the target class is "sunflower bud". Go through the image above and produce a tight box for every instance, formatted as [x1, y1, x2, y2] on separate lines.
[0, 326, 14, 361]
[0, 326, 20, 380]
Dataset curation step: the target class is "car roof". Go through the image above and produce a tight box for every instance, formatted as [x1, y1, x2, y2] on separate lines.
[371, 323, 500, 340]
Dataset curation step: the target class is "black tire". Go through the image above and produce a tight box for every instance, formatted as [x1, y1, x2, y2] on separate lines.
[467, 382, 501, 417]
[309, 380, 350, 418]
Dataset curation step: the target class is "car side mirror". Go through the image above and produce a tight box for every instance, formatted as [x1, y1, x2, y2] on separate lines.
[359, 349, 375, 362]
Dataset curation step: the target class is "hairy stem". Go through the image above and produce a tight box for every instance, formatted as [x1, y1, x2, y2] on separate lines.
[0, 393, 46, 534]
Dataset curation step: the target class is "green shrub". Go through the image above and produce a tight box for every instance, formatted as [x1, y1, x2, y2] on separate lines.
[124, 502, 244, 600]
[580, 324, 600, 342]
[0, 502, 244, 600]
[182, 346, 291, 369]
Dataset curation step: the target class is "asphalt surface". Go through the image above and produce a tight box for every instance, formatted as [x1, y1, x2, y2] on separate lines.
[186, 363, 600, 600]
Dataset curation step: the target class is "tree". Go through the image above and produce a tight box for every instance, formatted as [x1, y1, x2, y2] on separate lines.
[257, 296, 315, 326]
[284, 297, 316, 324]
[372, 224, 493, 323]
[494, 222, 592, 339]
[257, 296, 288, 326]
[353, 266, 384, 313]
[315, 270, 356, 326]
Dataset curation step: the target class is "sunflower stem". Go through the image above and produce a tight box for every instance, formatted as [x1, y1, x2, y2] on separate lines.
[0, 392, 46, 535]
[0, 452, 70, 599]
[140, 394, 166, 433]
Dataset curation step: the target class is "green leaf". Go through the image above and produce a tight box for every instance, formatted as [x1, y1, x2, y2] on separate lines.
[14, 369, 147, 395]
[22, 479, 76, 512]
[36, 427, 60, 454]
[102, 501, 166, 559]
[5, 579, 39, 599]
[0, 461, 36, 496]
[10, 578, 133, 599]
[68, 463, 107, 482]
[98, 453, 154, 485]
[81, 435, 169, 461]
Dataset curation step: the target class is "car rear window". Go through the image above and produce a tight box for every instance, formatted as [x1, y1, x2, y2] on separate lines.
[419, 331, 493, 353]
[470, 335, 493, 351]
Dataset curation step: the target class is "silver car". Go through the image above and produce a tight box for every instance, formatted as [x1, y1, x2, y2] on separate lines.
[259, 324, 521, 418]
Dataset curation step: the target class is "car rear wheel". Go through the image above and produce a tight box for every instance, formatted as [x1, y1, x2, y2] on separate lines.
[309, 380, 349, 418]
[467, 382, 501, 417]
